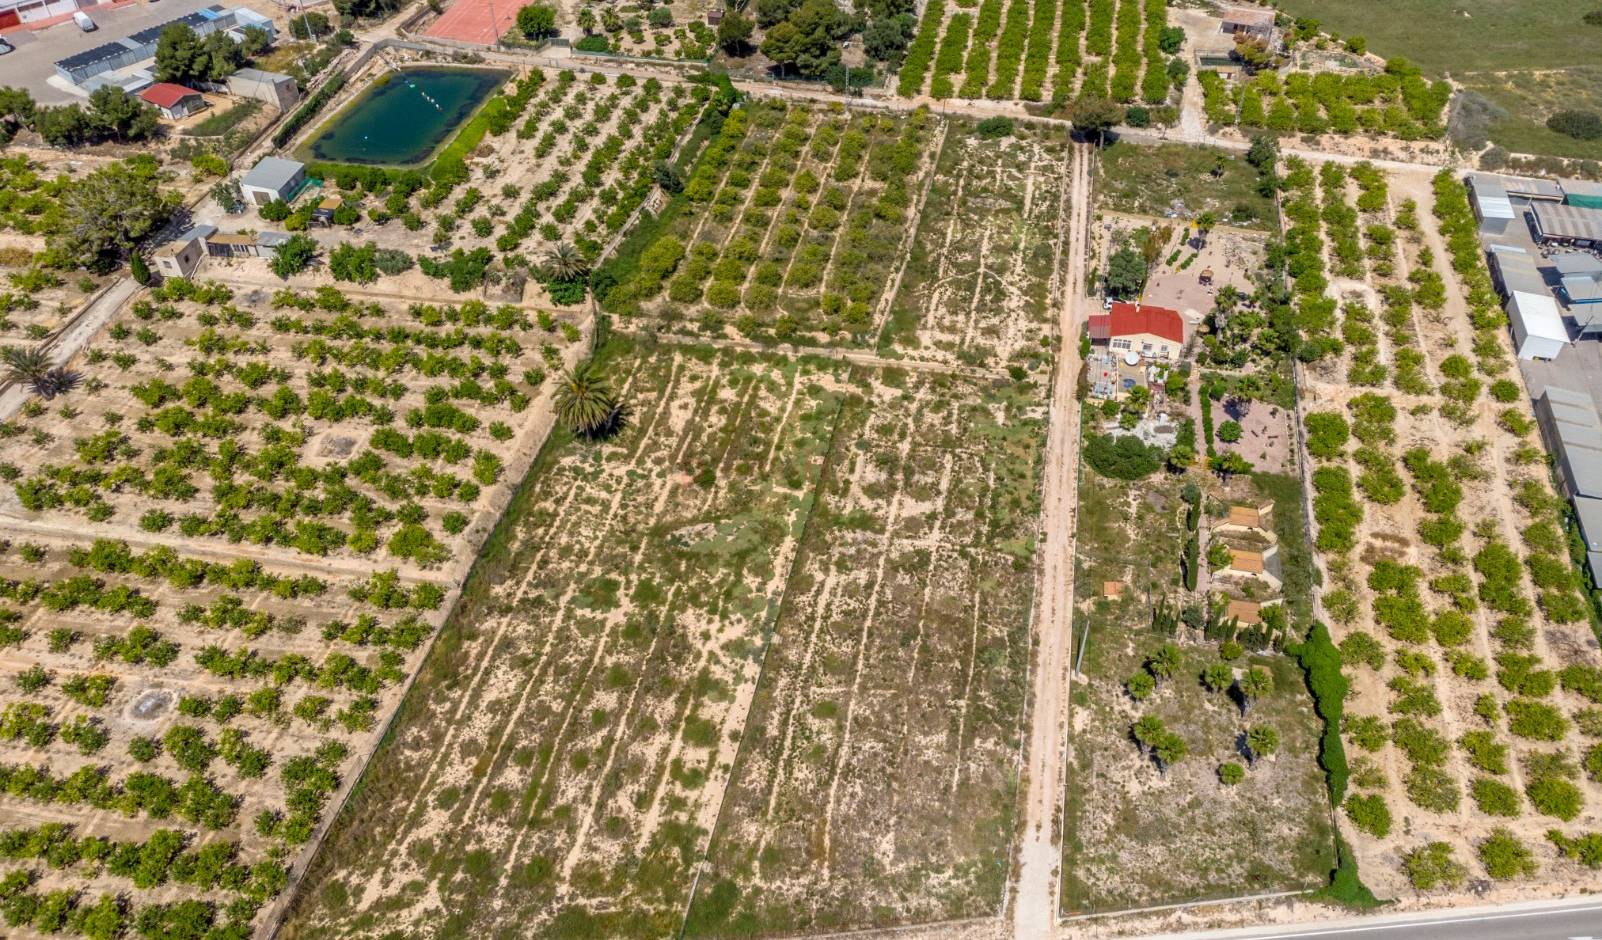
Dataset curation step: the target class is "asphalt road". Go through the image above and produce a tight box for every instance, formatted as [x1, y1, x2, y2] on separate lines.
[1143, 899, 1602, 940]
[0, 0, 217, 102]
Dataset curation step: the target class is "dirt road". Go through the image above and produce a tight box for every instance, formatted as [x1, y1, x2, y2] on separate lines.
[1012, 140, 1092, 939]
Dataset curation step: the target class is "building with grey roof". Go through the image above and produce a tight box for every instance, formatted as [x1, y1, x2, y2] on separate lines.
[1468, 174, 1515, 235]
[239, 157, 306, 207]
[1489, 249, 1546, 298]
[53, 6, 275, 86]
[1574, 496, 1602, 583]
[226, 68, 300, 111]
[1470, 172, 1563, 202]
[1562, 178, 1602, 211]
[1536, 387, 1602, 501]
[1532, 202, 1602, 245]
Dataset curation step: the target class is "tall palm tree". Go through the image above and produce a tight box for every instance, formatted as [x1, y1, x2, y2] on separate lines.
[544, 242, 590, 283]
[554, 361, 618, 437]
[1, 345, 72, 399]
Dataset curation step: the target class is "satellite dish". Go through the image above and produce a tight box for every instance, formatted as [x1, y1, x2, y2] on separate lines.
[1124, 350, 1141, 366]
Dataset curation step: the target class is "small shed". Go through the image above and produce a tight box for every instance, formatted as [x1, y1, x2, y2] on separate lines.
[1468, 174, 1515, 236]
[1101, 581, 1124, 600]
[240, 156, 306, 207]
[139, 83, 206, 120]
[151, 225, 215, 279]
[1507, 290, 1567, 360]
[705, 7, 723, 24]
[1561, 178, 1602, 212]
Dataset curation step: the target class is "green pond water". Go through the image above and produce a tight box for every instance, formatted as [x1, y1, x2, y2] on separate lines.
[302, 67, 510, 166]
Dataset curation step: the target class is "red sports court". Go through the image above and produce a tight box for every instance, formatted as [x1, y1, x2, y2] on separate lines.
[425, 0, 520, 45]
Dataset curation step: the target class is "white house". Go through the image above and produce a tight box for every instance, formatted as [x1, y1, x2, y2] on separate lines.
[239, 157, 306, 207]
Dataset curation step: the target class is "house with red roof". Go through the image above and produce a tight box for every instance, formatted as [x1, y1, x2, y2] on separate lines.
[138, 83, 205, 120]
[1086, 302, 1186, 360]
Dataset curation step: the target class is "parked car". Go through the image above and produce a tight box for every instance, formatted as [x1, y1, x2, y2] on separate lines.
[73, 11, 96, 30]
[0, 38, 13, 55]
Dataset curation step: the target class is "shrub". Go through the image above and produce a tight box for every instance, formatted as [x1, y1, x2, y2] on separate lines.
[1304, 411, 1349, 459]
[1403, 841, 1465, 890]
[1344, 793, 1391, 837]
[976, 116, 1014, 139]
[1471, 776, 1520, 817]
[1547, 110, 1602, 140]
[1083, 433, 1164, 480]
[1479, 828, 1537, 880]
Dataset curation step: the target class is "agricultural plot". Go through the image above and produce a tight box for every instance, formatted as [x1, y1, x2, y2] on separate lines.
[281, 341, 849, 940]
[879, 123, 1071, 370]
[300, 70, 713, 304]
[0, 533, 441, 939]
[281, 340, 1048, 938]
[1, 279, 578, 575]
[1093, 141, 1278, 232]
[690, 364, 1046, 935]
[1198, 66, 1452, 141]
[603, 101, 936, 350]
[1062, 462, 1334, 913]
[896, 0, 1174, 107]
[1292, 163, 1602, 897]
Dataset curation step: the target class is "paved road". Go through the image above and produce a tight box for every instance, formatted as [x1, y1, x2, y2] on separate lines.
[1142, 898, 1602, 940]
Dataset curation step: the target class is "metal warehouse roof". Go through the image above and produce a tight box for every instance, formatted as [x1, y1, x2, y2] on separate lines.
[1554, 252, 1602, 277]
[1469, 175, 1515, 219]
[1492, 251, 1547, 296]
[56, 36, 148, 72]
[1543, 387, 1602, 498]
[1509, 290, 1567, 340]
[1565, 275, 1602, 304]
[1562, 178, 1602, 199]
[241, 157, 304, 192]
[1534, 203, 1602, 241]
[1471, 172, 1563, 201]
[1575, 496, 1602, 552]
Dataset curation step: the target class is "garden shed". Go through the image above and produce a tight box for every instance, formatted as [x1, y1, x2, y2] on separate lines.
[1506, 290, 1567, 360]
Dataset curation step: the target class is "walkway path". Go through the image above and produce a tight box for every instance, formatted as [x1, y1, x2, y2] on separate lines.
[1012, 140, 1092, 940]
[0, 276, 138, 423]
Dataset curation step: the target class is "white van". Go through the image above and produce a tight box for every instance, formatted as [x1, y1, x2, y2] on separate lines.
[73, 11, 96, 30]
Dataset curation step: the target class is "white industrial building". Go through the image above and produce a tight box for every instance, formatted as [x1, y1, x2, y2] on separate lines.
[1507, 290, 1567, 360]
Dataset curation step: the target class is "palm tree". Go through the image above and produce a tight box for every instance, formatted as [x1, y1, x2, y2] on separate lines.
[1153, 731, 1187, 774]
[544, 242, 589, 283]
[1237, 666, 1274, 716]
[554, 361, 618, 437]
[1201, 662, 1234, 694]
[2, 345, 72, 399]
[1146, 643, 1182, 686]
[1245, 724, 1279, 766]
[577, 6, 596, 33]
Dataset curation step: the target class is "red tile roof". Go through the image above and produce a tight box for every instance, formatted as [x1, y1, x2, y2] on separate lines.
[1089, 302, 1184, 344]
[139, 83, 200, 109]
